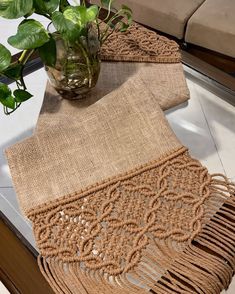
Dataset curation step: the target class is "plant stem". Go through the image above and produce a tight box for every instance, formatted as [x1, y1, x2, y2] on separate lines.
[23, 50, 34, 65]
[18, 49, 34, 65]
[100, 12, 122, 43]
[103, 0, 113, 21]
[101, 28, 115, 45]
[18, 50, 28, 63]
[76, 42, 93, 88]
[20, 76, 27, 90]
[95, 18, 101, 43]
[4, 102, 22, 115]
[17, 49, 34, 91]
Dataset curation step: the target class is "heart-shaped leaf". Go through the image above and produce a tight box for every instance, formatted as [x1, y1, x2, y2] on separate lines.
[33, 0, 59, 14]
[8, 19, 50, 49]
[3, 63, 22, 80]
[38, 36, 56, 67]
[0, 82, 11, 97]
[44, 0, 59, 12]
[63, 6, 86, 26]
[0, 95, 15, 109]
[52, 11, 81, 43]
[14, 89, 33, 102]
[86, 5, 98, 22]
[0, 0, 33, 19]
[0, 44, 11, 72]
[0, 82, 15, 109]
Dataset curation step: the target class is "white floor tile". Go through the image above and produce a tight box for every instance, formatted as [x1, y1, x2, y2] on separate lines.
[166, 78, 225, 175]
[0, 187, 36, 248]
[226, 276, 235, 294]
[196, 86, 235, 179]
[0, 282, 10, 294]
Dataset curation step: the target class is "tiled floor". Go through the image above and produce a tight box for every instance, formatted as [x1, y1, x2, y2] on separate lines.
[0, 282, 10, 294]
[1, 17, 235, 294]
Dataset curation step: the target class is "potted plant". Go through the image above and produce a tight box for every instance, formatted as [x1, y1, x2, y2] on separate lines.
[0, 0, 132, 114]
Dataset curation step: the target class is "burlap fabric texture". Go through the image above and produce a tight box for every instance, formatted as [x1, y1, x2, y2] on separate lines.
[36, 22, 190, 133]
[5, 24, 235, 294]
[6, 75, 235, 294]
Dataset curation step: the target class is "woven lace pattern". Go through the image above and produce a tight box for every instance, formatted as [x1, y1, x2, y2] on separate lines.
[30, 150, 213, 276]
[101, 23, 181, 63]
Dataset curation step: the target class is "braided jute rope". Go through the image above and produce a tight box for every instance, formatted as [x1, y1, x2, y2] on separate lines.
[28, 147, 235, 294]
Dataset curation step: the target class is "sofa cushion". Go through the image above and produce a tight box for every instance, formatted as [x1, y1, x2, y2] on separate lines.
[185, 0, 235, 58]
[91, 0, 205, 39]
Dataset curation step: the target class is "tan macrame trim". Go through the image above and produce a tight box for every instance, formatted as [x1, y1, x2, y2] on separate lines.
[28, 148, 235, 293]
[100, 22, 181, 63]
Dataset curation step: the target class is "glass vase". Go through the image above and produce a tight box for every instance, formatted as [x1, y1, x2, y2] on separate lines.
[45, 23, 101, 99]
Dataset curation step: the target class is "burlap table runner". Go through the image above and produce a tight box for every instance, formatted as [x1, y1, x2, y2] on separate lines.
[6, 75, 235, 294]
[5, 25, 235, 294]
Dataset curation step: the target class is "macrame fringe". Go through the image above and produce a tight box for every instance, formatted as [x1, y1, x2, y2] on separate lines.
[100, 22, 181, 64]
[36, 174, 235, 294]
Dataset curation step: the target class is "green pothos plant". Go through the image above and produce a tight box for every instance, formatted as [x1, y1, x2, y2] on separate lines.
[0, 0, 132, 114]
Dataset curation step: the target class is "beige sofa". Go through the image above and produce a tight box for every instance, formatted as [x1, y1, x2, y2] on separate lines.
[185, 0, 235, 59]
[91, 0, 235, 59]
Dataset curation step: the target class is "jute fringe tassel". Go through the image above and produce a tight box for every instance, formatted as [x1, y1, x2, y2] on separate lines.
[29, 148, 235, 294]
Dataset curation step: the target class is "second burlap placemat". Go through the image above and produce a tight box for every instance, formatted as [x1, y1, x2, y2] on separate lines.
[93, 22, 190, 113]
[6, 74, 235, 294]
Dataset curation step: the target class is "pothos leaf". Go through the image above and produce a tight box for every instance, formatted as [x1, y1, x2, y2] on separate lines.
[3, 63, 23, 80]
[0, 82, 11, 98]
[86, 5, 98, 22]
[63, 6, 86, 26]
[0, 44, 11, 72]
[43, 0, 60, 13]
[38, 36, 56, 67]
[8, 19, 50, 49]
[14, 89, 33, 102]
[52, 11, 81, 43]
[1, 95, 15, 109]
[33, 0, 59, 14]
[0, 0, 33, 19]
[0, 82, 15, 109]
